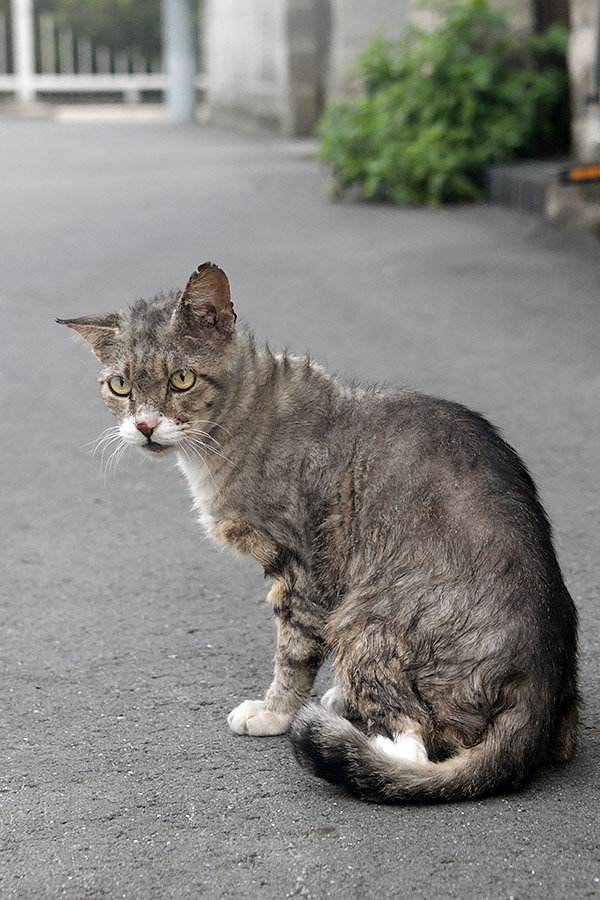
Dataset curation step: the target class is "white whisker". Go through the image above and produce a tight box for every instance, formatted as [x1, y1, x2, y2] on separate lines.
[100, 437, 129, 483]
[186, 434, 240, 471]
[88, 426, 121, 458]
[196, 419, 234, 440]
[98, 437, 122, 474]
[182, 438, 221, 497]
[95, 434, 122, 464]
[85, 425, 123, 480]
[187, 428, 222, 449]
[82, 426, 116, 451]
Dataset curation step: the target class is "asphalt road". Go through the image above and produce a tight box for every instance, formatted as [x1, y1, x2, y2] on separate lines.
[1, 118, 599, 900]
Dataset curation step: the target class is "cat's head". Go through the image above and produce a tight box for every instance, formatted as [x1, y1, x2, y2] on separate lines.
[57, 262, 236, 457]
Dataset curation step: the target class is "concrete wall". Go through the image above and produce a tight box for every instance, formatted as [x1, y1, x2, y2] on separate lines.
[327, 0, 412, 98]
[569, 0, 600, 160]
[410, 0, 533, 33]
[204, 0, 328, 135]
[491, 0, 534, 30]
[204, 0, 410, 133]
[204, 0, 288, 132]
[286, 0, 331, 135]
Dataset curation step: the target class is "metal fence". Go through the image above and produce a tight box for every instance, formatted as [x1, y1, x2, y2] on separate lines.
[0, 3, 206, 104]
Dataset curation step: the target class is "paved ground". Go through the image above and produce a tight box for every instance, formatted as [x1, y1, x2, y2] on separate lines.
[1, 119, 599, 900]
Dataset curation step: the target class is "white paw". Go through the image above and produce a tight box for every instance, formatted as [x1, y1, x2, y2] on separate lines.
[372, 731, 429, 766]
[320, 686, 348, 716]
[227, 699, 293, 736]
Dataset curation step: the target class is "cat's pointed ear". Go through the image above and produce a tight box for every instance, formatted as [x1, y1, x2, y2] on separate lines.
[170, 263, 236, 340]
[56, 313, 119, 359]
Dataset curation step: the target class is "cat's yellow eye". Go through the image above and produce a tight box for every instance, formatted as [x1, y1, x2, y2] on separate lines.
[169, 369, 196, 392]
[108, 375, 131, 397]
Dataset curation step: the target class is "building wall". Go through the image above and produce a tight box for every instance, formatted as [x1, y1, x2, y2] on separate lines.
[326, 0, 412, 98]
[205, 0, 331, 135]
[410, 0, 533, 33]
[569, 0, 600, 160]
[204, 0, 288, 132]
[204, 0, 410, 133]
[285, 0, 331, 135]
[490, 0, 534, 30]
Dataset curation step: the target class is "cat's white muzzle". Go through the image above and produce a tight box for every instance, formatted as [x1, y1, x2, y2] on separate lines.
[119, 415, 184, 456]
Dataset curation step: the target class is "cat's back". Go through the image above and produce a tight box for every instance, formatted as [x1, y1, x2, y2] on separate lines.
[335, 385, 555, 568]
[347, 386, 535, 495]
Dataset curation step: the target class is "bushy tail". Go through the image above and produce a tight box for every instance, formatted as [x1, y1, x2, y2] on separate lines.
[289, 704, 542, 803]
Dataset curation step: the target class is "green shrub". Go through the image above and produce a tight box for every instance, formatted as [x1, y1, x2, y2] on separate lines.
[318, 0, 569, 205]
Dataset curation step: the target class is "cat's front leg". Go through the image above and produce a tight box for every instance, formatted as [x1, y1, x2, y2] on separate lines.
[228, 582, 326, 736]
[227, 699, 289, 736]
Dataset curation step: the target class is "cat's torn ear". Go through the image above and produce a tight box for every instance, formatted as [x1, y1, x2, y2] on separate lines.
[171, 262, 236, 340]
[56, 313, 119, 359]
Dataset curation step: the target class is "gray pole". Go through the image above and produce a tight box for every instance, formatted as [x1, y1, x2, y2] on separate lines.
[162, 0, 197, 123]
[11, 0, 35, 104]
[596, 0, 600, 100]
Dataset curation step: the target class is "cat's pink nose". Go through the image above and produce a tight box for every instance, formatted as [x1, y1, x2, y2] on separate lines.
[135, 412, 161, 437]
[136, 420, 156, 437]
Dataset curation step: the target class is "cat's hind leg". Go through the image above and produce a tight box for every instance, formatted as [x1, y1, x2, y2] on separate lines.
[320, 684, 349, 716]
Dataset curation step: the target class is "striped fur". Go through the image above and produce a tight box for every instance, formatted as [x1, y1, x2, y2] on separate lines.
[58, 262, 579, 802]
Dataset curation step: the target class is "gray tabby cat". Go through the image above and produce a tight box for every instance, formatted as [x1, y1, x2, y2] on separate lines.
[58, 262, 579, 803]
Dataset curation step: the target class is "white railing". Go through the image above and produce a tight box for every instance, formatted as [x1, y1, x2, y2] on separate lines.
[0, 0, 206, 105]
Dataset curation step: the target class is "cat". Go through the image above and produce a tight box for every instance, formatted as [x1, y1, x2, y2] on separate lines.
[58, 262, 579, 803]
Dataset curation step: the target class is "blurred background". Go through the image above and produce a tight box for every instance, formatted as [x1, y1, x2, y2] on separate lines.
[1, 0, 599, 224]
[0, 3, 595, 142]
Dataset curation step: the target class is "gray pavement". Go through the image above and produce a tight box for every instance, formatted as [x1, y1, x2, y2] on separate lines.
[1, 118, 599, 900]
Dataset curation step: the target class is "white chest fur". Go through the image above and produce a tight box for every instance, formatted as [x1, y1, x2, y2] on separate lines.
[176, 453, 217, 536]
